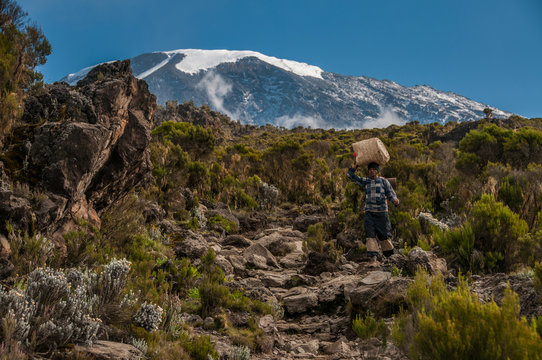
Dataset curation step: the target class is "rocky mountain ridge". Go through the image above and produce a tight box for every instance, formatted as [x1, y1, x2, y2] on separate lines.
[61, 49, 513, 129]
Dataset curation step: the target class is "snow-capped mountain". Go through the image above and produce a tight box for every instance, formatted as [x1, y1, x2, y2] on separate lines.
[62, 49, 513, 129]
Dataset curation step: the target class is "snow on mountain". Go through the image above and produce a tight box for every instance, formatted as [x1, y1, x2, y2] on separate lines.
[60, 49, 513, 129]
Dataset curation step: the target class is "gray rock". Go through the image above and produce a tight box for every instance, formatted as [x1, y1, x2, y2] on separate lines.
[322, 339, 351, 355]
[247, 253, 268, 270]
[215, 255, 234, 275]
[174, 230, 208, 259]
[244, 243, 280, 268]
[283, 287, 318, 314]
[293, 214, 328, 232]
[74, 340, 143, 360]
[406, 246, 447, 275]
[228, 254, 248, 273]
[348, 277, 413, 317]
[259, 272, 290, 288]
[255, 228, 303, 256]
[222, 234, 253, 248]
[318, 275, 362, 304]
[259, 314, 275, 333]
[295, 339, 319, 354]
[361, 271, 392, 285]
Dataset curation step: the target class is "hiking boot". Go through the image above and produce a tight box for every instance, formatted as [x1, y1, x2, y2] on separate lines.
[366, 256, 380, 268]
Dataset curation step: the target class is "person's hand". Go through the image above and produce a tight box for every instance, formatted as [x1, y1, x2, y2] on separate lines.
[393, 198, 400, 206]
[352, 163, 359, 169]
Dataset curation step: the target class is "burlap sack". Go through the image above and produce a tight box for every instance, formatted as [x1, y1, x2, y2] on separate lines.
[352, 138, 390, 167]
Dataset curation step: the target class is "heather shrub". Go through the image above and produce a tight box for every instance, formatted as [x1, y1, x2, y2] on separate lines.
[303, 222, 341, 262]
[352, 311, 387, 345]
[435, 194, 529, 273]
[394, 270, 542, 359]
[179, 333, 218, 360]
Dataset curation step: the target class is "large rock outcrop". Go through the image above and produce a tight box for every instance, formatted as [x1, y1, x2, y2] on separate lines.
[0, 60, 155, 243]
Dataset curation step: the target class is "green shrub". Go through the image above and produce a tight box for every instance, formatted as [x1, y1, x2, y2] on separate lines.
[435, 194, 529, 273]
[303, 222, 327, 253]
[352, 311, 387, 345]
[180, 333, 218, 360]
[396, 270, 542, 360]
[207, 214, 238, 234]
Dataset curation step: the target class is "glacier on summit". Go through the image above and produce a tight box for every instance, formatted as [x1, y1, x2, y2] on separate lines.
[61, 49, 513, 129]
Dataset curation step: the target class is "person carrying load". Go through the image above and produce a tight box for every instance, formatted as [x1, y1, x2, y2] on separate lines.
[347, 138, 399, 261]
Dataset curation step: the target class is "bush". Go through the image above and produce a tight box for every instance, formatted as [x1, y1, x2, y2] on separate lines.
[352, 311, 387, 345]
[0, 267, 101, 354]
[180, 333, 218, 360]
[302, 222, 342, 263]
[133, 302, 163, 332]
[229, 345, 250, 360]
[435, 194, 529, 273]
[395, 270, 542, 360]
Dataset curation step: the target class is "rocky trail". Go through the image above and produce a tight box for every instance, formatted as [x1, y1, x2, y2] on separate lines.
[166, 202, 541, 359]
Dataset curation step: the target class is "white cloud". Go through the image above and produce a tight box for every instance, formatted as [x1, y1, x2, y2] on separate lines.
[274, 113, 331, 129]
[196, 71, 233, 116]
[362, 107, 406, 129]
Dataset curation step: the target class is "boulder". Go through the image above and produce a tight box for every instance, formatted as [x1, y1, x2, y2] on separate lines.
[347, 277, 412, 317]
[236, 211, 268, 233]
[215, 255, 234, 275]
[247, 253, 269, 270]
[3, 61, 155, 240]
[406, 247, 447, 275]
[74, 340, 142, 360]
[222, 234, 253, 248]
[174, 230, 208, 259]
[318, 275, 362, 304]
[293, 214, 327, 232]
[243, 243, 280, 268]
[258, 271, 290, 288]
[258, 314, 275, 334]
[282, 287, 319, 314]
[361, 271, 392, 285]
[254, 228, 302, 256]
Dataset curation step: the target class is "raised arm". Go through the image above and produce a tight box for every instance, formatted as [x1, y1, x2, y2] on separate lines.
[347, 165, 367, 187]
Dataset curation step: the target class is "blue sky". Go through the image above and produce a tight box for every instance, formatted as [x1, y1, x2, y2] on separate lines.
[23, 0, 542, 118]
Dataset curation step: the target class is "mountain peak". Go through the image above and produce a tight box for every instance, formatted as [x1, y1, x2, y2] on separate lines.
[61, 48, 513, 129]
[139, 49, 324, 80]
